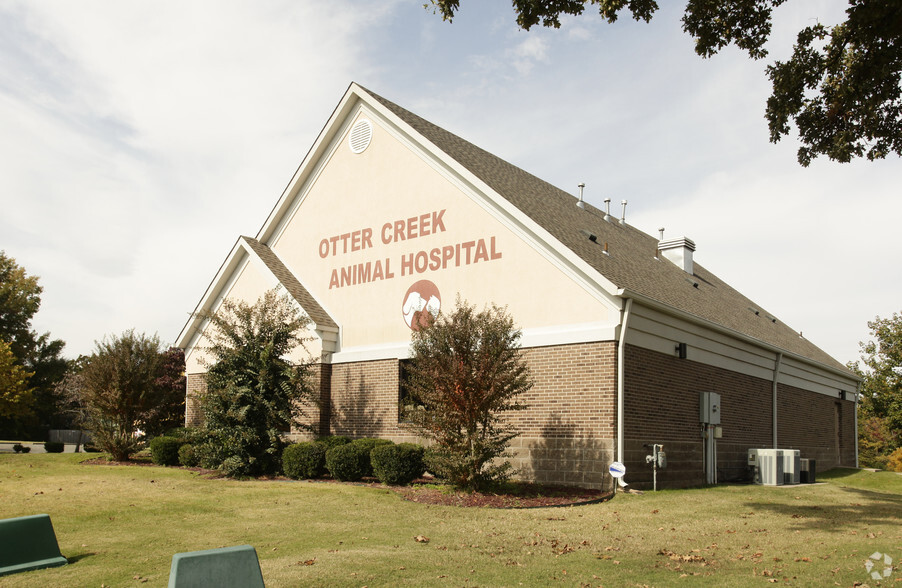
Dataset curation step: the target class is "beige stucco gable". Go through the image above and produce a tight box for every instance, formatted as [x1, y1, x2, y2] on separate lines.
[266, 105, 621, 359]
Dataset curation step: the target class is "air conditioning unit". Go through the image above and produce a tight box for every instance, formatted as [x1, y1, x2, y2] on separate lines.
[800, 458, 817, 483]
[748, 449, 784, 485]
[782, 449, 800, 485]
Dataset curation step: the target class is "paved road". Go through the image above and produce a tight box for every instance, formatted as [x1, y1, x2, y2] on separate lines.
[0, 443, 82, 454]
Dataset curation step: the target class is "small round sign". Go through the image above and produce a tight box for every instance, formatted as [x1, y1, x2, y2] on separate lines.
[609, 461, 626, 478]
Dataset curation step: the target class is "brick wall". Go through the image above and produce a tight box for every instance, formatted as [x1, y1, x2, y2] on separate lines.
[623, 344, 856, 488]
[777, 383, 856, 470]
[326, 341, 618, 489]
[329, 359, 417, 440]
[185, 373, 206, 427]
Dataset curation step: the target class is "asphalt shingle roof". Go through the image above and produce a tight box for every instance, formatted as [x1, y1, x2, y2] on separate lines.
[359, 85, 850, 375]
[242, 236, 337, 330]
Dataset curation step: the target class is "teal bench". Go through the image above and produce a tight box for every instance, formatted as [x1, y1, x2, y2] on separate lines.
[168, 544, 265, 587]
[0, 514, 68, 577]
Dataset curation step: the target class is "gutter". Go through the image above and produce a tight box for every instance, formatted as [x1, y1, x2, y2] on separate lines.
[617, 298, 633, 464]
[615, 288, 858, 383]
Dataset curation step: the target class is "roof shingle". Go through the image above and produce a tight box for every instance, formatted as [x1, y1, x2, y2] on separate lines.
[358, 85, 849, 374]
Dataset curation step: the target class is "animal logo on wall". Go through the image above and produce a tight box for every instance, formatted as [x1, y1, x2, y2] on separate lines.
[402, 280, 441, 330]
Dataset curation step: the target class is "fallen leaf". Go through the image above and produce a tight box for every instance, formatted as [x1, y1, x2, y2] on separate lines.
[415, 535, 429, 543]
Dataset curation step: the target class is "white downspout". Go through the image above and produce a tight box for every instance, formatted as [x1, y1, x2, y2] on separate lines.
[772, 352, 782, 449]
[617, 298, 633, 464]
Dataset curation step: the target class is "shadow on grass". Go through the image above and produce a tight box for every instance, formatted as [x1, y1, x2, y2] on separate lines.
[64, 552, 95, 564]
[743, 485, 902, 532]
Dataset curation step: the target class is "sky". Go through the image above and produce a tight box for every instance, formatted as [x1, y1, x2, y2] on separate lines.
[1, 0, 898, 367]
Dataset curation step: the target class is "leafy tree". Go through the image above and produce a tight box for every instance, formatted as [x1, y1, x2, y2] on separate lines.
[854, 312, 902, 468]
[63, 331, 167, 461]
[0, 251, 67, 438]
[402, 298, 532, 491]
[0, 250, 42, 361]
[0, 339, 34, 419]
[426, 0, 902, 166]
[195, 289, 317, 478]
[144, 347, 186, 436]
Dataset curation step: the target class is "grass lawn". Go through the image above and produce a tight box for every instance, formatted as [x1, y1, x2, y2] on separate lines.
[2, 454, 900, 587]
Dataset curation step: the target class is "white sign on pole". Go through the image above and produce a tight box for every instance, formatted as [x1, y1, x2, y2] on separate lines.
[609, 461, 626, 478]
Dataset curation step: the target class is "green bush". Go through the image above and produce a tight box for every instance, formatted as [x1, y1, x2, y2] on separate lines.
[315, 435, 351, 450]
[423, 446, 444, 479]
[371, 443, 426, 485]
[150, 436, 186, 466]
[325, 443, 372, 482]
[178, 443, 199, 467]
[12, 443, 24, 453]
[350, 438, 393, 477]
[282, 442, 327, 479]
[43, 441, 65, 453]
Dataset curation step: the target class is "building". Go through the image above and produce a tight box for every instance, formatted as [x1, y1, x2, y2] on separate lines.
[176, 83, 858, 489]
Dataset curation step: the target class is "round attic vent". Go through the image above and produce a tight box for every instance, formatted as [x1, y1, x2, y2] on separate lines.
[348, 119, 373, 154]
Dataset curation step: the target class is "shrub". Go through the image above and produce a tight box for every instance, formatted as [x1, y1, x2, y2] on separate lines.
[150, 436, 186, 466]
[21, 446, 31, 453]
[178, 443, 199, 467]
[403, 298, 532, 491]
[315, 435, 351, 450]
[282, 442, 327, 479]
[196, 290, 317, 477]
[325, 443, 372, 482]
[43, 441, 65, 453]
[351, 438, 393, 477]
[12, 443, 24, 453]
[887, 447, 902, 472]
[371, 443, 426, 485]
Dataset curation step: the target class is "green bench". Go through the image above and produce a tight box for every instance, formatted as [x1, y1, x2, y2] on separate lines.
[0, 514, 68, 577]
[168, 544, 265, 587]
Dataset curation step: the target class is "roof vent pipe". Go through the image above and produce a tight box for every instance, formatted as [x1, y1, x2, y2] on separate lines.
[620, 200, 627, 225]
[577, 183, 586, 209]
[603, 198, 612, 221]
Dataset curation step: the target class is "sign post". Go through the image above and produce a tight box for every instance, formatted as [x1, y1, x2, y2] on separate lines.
[609, 461, 626, 495]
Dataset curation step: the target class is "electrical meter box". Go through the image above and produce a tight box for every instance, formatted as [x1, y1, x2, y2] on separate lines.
[699, 392, 721, 425]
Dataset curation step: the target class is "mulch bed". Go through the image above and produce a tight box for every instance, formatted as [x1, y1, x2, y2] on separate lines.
[81, 458, 611, 508]
[395, 482, 612, 508]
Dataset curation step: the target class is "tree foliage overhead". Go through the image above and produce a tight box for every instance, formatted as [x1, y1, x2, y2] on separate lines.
[403, 298, 532, 491]
[196, 289, 317, 478]
[426, 0, 902, 166]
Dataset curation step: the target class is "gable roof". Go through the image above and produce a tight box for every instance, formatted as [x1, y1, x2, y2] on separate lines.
[241, 237, 337, 330]
[175, 236, 336, 350]
[355, 85, 851, 375]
